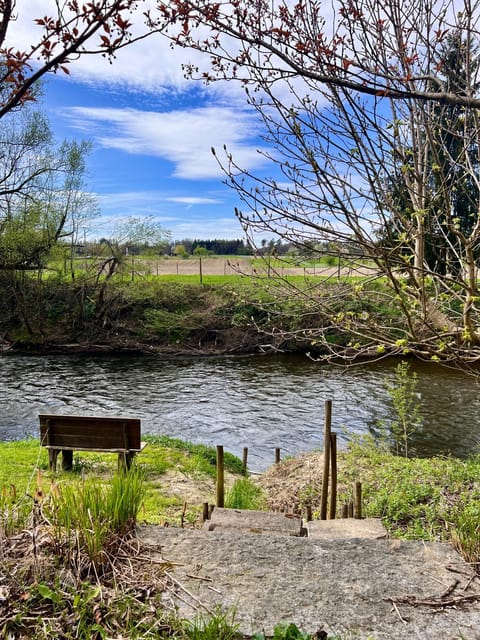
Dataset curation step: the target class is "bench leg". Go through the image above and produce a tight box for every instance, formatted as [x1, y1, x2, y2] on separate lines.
[62, 450, 73, 471]
[118, 452, 136, 472]
[48, 450, 59, 472]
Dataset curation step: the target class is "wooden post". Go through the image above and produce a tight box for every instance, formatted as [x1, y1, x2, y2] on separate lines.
[216, 445, 224, 508]
[341, 503, 348, 518]
[202, 502, 209, 522]
[199, 257, 203, 284]
[242, 447, 248, 474]
[354, 481, 362, 519]
[275, 447, 281, 464]
[320, 400, 332, 520]
[329, 432, 337, 520]
[348, 500, 354, 518]
[306, 504, 313, 522]
[62, 450, 73, 471]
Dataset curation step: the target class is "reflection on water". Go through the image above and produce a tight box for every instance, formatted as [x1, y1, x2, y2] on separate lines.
[1, 353, 479, 470]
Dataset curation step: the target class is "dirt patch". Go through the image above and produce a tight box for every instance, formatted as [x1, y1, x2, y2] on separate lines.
[157, 469, 217, 505]
[157, 469, 239, 505]
[255, 452, 325, 515]
[139, 257, 376, 278]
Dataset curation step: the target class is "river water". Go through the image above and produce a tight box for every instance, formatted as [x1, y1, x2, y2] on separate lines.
[1, 353, 479, 470]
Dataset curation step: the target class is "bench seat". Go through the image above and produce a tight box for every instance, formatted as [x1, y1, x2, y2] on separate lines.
[39, 414, 146, 471]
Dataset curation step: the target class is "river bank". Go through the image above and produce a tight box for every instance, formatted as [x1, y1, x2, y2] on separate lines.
[0, 266, 404, 360]
[2, 437, 480, 638]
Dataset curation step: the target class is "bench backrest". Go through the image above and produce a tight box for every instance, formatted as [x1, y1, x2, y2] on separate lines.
[39, 414, 142, 452]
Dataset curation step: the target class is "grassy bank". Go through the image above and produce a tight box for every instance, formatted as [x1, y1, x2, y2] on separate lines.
[0, 270, 399, 355]
[1, 435, 480, 638]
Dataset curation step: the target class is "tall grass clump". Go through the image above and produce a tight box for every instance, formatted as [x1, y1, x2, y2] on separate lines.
[183, 607, 241, 640]
[225, 477, 266, 510]
[0, 485, 32, 537]
[450, 498, 480, 569]
[46, 468, 145, 574]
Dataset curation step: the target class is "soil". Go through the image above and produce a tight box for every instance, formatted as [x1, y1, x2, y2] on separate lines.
[255, 452, 325, 514]
[142, 256, 376, 279]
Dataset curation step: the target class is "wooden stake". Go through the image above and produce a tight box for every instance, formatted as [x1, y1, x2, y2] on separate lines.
[242, 447, 248, 474]
[216, 445, 224, 508]
[341, 503, 348, 518]
[354, 481, 362, 519]
[320, 400, 332, 520]
[275, 447, 281, 464]
[348, 500, 354, 518]
[202, 502, 209, 522]
[306, 504, 313, 522]
[329, 432, 337, 520]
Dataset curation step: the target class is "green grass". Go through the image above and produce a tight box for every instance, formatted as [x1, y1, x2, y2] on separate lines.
[225, 476, 266, 510]
[339, 436, 480, 549]
[0, 436, 244, 531]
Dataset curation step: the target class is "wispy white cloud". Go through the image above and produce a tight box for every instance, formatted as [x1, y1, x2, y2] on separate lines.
[63, 105, 267, 179]
[94, 190, 222, 211]
[166, 196, 221, 205]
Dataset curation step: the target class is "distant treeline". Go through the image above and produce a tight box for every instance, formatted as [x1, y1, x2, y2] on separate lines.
[171, 237, 298, 256]
[182, 238, 253, 255]
[90, 237, 298, 256]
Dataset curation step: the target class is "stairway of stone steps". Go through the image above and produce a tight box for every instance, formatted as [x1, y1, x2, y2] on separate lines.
[203, 507, 387, 539]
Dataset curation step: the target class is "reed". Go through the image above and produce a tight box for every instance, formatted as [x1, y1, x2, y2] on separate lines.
[46, 468, 145, 573]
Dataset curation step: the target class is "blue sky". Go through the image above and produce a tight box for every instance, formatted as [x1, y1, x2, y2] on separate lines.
[13, 3, 272, 242]
[44, 77, 264, 241]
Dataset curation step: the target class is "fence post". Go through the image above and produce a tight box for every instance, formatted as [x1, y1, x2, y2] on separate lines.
[320, 399, 332, 520]
[242, 447, 248, 474]
[354, 481, 362, 519]
[216, 445, 224, 508]
[329, 432, 337, 520]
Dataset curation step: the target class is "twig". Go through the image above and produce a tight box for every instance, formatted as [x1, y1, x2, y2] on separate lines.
[464, 573, 479, 592]
[207, 585, 222, 594]
[440, 579, 460, 598]
[163, 582, 201, 612]
[186, 574, 213, 582]
[164, 571, 214, 614]
[390, 599, 409, 624]
[386, 593, 480, 608]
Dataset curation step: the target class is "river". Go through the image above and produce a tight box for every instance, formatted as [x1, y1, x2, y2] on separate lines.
[1, 353, 479, 470]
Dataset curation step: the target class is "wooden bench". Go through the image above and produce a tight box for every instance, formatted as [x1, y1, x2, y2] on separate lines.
[39, 414, 146, 472]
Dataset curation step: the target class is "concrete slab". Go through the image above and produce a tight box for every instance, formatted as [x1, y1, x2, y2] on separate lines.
[204, 507, 303, 536]
[137, 526, 480, 640]
[307, 517, 387, 540]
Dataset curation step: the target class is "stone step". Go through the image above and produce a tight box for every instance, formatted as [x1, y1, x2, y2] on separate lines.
[203, 507, 304, 536]
[307, 517, 387, 539]
[203, 509, 387, 540]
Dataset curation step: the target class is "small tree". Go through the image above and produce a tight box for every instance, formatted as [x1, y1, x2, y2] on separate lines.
[386, 361, 423, 458]
[0, 105, 94, 271]
[173, 243, 189, 258]
[96, 216, 171, 279]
